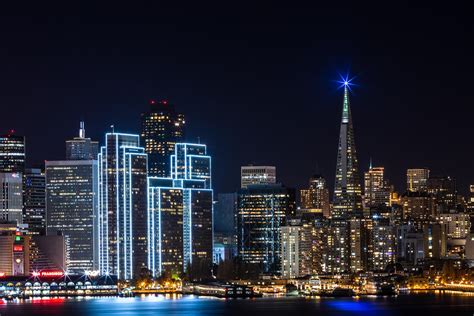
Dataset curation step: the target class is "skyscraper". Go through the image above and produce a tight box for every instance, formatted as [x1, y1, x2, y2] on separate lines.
[0, 173, 23, 224]
[97, 132, 148, 279]
[333, 83, 363, 219]
[141, 100, 185, 177]
[363, 166, 390, 211]
[240, 165, 276, 188]
[46, 160, 98, 272]
[237, 184, 296, 275]
[0, 131, 25, 174]
[23, 168, 46, 235]
[148, 143, 213, 277]
[300, 174, 331, 217]
[406, 168, 430, 193]
[65, 121, 99, 160]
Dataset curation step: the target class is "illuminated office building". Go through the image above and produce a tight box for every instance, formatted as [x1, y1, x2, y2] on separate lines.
[423, 223, 447, 259]
[141, 100, 185, 177]
[237, 184, 295, 274]
[0, 132, 25, 174]
[65, 121, 99, 160]
[300, 174, 330, 217]
[401, 191, 436, 230]
[0, 173, 23, 224]
[349, 218, 371, 272]
[280, 224, 300, 279]
[23, 168, 46, 235]
[437, 213, 470, 239]
[148, 143, 213, 277]
[46, 160, 98, 272]
[427, 175, 457, 212]
[0, 224, 30, 276]
[333, 83, 363, 219]
[326, 220, 350, 273]
[363, 166, 390, 211]
[407, 168, 430, 192]
[240, 165, 276, 189]
[371, 217, 396, 271]
[98, 132, 148, 279]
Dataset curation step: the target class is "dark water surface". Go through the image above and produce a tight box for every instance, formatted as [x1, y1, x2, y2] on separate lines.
[1, 293, 474, 315]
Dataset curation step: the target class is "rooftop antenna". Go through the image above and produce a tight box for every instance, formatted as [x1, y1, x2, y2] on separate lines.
[79, 121, 86, 138]
[110, 125, 115, 134]
[197, 136, 201, 144]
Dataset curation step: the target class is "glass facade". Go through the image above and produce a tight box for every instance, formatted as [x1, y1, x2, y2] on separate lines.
[23, 168, 46, 235]
[0, 133, 25, 174]
[148, 143, 213, 278]
[65, 122, 99, 160]
[237, 184, 296, 274]
[0, 173, 23, 224]
[45, 160, 98, 273]
[97, 133, 148, 279]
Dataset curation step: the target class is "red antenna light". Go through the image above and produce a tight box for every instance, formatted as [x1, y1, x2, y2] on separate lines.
[161, 100, 168, 105]
[149, 99, 156, 105]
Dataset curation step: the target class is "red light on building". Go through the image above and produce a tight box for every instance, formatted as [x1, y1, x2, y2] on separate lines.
[15, 231, 21, 236]
[13, 245, 23, 252]
[0, 272, 6, 277]
[39, 270, 64, 278]
[161, 100, 168, 105]
[149, 99, 156, 105]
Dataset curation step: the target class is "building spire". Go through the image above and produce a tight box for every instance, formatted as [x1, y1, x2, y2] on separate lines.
[79, 121, 85, 138]
[342, 84, 350, 123]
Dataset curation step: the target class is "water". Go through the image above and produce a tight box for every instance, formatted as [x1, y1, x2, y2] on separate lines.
[1, 293, 474, 315]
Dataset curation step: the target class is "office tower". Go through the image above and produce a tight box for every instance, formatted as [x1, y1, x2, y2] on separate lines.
[437, 213, 470, 239]
[98, 132, 148, 279]
[148, 143, 213, 277]
[0, 223, 30, 276]
[349, 218, 372, 272]
[401, 191, 436, 229]
[280, 224, 300, 279]
[240, 165, 276, 189]
[0, 132, 25, 173]
[371, 217, 396, 271]
[423, 223, 447, 259]
[23, 168, 46, 235]
[363, 166, 390, 211]
[468, 185, 474, 213]
[29, 235, 67, 272]
[0, 173, 23, 224]
[65, 121, 99, 160]
[46, 160, 98, 272]
[214, 193, 237, 236]
[300, 174, 331, 217]
[141, 100, 185, 177]
[396, 224, 424, 266]
[333, 83, 363, 219]
[427, 176, 457, 212]
[406, 168, 430, 192]
[237, 184, 296, 275]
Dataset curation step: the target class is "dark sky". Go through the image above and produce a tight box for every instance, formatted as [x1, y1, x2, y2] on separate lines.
[1, 4, 473, 196]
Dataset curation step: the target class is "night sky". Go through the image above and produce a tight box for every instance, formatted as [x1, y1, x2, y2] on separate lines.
[1, 4, 473, 196]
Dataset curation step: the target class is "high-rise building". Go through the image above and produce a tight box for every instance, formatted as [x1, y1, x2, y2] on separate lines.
[349, 218, 371, 272]
[23, 168, 46, 235]
[0, 224, 30, 276]
[214, 193, 237, 236]
[333, 83, 363, 219]
[29, 235, 67, 272]
[396, 224, 424, 266]
[326, 219, 351, 273]
[407, 168, 430, 193]
[401, 191, 436, 230]
[280, 224, 300, 279]
[97, 133, 148, 279]
[0, 173, 23, 224]
[237, 184, 295, 275]
[46, 160, 98, 272]
[427, 176, 457, 212]
[65, 121, 99, 160]
[363, 166, 390, 211]
[240, 165, 276, 189]
[300, 174, 331, 217]
[141, 100, 185, 178]
[371, 217, 396, 271]
[0, 132, 25, 174]
[148, 143, 213, 278]
[437, 213, 470, 239]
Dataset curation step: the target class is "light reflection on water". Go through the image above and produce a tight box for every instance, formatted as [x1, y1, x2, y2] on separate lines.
[1, 293, 474, 315]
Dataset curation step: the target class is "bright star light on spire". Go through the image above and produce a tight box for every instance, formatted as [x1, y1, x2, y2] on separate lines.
[336, 73, 357, 92]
